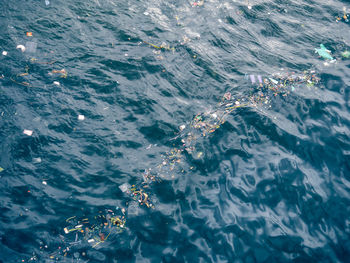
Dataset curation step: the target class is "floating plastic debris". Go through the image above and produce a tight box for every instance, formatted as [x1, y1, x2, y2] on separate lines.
[31, 57, 56, 65]
[63, 227, 69, 234]
[192, 0, 204, 6]
[336, 7, 349, 22]
[143, 169, 160, 183]
[144, 41, 175, 52]
[45, 0, 50, 5]
[33, 68, 323, 263]
[315, 44, 334, 60]
[0, 167, 4, 172]
[16, 65, 321, 262]
[61, 208, 126, 250]
[23, 129, 33, 136]
[223, 92, 231, 100]
[197, 152, 203, 158]
[341, 50, 350, 58]
[10, 76, 30, 86]
[119, 183, 130, 193]
[52, 69, 67, 78]
[16, 45, 26, 52]
[33, 157, 42, 163]
[129, 185, 153, 208]
[53, 81, 60, 86]
[249, 74, 256, 84]
[26, 32, 33, 37]
[246, 74, 263, 85]
[269, 78, 278, 84]
[2, 51, 7, 56]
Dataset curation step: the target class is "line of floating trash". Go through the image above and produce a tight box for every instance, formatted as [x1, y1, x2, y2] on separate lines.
[117, 69, 322, 207]
[17, 68, 320, 261]
[1, 27, 348, 261]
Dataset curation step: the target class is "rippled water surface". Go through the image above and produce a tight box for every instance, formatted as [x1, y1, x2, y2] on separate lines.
[1, 0, 350, 262]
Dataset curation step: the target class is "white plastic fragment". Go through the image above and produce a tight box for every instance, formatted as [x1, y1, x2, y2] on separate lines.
[64, 227, 69, 234]
[235, 101, 240, 105]
[23, 129, 33, 136]
[16, 45, 26, 52]
[78, 114, 85, 121]
[53, 81, 60, 86]
[42, 181, 47, 185]
[88, 239, 95, 243]
[119, 183, 130, 193]
[33, 157, 42, 163]
[269, 78, 278, 84]
[2, 51, 7, 56]
[179, 124, 186, 131]
[45, 0, 50, 5]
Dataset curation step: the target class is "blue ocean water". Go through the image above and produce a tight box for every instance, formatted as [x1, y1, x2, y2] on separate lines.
[0, 0, 350, 262]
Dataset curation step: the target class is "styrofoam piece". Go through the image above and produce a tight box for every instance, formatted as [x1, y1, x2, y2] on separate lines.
[16, 45, 26, 52]
[23, 129, 33, 136]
